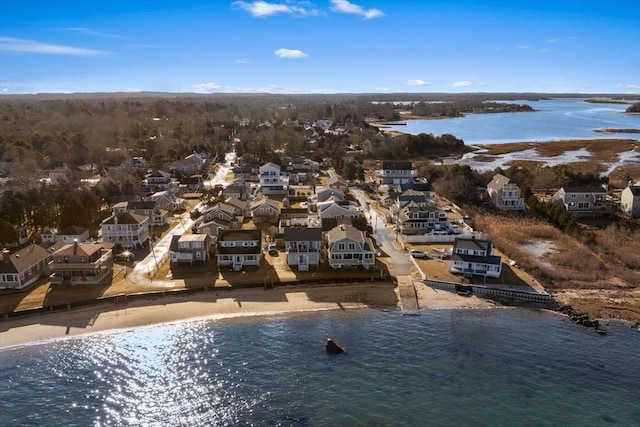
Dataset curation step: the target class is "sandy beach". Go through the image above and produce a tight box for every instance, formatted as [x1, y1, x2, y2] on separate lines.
[0, 281, 494, 350]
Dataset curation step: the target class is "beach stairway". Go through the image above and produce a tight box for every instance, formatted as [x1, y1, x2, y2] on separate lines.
[397, 275, 420, 315]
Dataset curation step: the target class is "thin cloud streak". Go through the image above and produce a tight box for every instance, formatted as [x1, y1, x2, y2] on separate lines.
[274, 48, 309, 58]
[330, 0, 383, 19]
[447, 80, 472, 87]
[0, 36, 107, 56]
[58, 27, 124, 39]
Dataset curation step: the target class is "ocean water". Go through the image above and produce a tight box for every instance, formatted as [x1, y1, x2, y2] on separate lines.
[385, 99, 640, 144]
[1, 308, 639, 426]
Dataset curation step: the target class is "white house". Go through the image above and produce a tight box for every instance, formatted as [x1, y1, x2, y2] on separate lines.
[169, 234, 211, 265]
[449, 237, 502, 278]
[486, 174, 526, 211]
[259, 162, 289, 195]
[100, 212, 150, 249]
[216, 229, 262, 271]
[326, 224, 375, 269]
[620, 183, 640, 218]
[377, 160, 416, 185]
[283, 227, 323, 271]
[41, 226, 90, 245]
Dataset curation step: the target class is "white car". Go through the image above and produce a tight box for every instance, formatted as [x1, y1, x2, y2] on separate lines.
[409, 249, 429, 259]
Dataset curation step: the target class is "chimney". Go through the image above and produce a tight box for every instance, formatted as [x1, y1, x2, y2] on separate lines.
[73, 238, 78, 255]
[2, 248, 10, 263]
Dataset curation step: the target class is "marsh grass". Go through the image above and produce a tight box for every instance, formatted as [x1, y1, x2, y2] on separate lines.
[472, 210, 640, 289]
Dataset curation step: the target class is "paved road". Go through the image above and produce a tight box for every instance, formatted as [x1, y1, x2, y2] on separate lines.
[352, 188, 413, 276]
[129, 150, 236, 285]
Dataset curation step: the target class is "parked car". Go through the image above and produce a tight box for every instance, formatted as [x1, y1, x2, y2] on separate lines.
[267, 243, 278, 255]
[409, 249, 429, 259]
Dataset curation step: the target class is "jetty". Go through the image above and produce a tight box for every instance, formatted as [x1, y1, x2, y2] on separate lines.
[397, 275, 420, 315]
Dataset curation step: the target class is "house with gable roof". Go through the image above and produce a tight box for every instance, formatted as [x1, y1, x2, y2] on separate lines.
[326, 224, 375, 269]
[41, 226, 91, 246]
[552, 186, 613, 217]
[251, 197, 281, 224]
[450, 237, 502, 278]
[100, 212, 150, 249]
[621, 182, 640, 218]
[486, 174, 526, 211]
[0, 245, 51, 290]
[49, 241, 114, 285]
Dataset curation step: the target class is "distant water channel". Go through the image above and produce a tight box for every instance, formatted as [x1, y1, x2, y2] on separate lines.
[384, 98, 640, 144]
[1, 308, 639, 426]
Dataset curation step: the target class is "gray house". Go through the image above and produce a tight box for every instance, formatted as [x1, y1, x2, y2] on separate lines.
[284, 227, 323, 271]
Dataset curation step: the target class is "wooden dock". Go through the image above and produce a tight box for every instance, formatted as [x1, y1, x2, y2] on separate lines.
[397, 275, 420, 315]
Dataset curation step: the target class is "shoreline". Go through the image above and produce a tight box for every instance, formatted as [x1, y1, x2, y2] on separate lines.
[0, 281, 495, 350]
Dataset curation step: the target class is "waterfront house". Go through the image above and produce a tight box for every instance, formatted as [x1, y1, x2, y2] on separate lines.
[259, 162, 289, 195]
[49, 241, 114, 285]
[193, 202, 243, 237]
[283, 227, 323, 271]
[100, 212, 150, 249]
[326, 224, 375, 270]
[449, 237, 502, 278]
[486, 174, 526, 211]
[377, 160, 416, 185]
[169, 234, 211, 265]
[0, 245, 51, 290]
[552, 186, 613, 217]
[620, 182, 640, 218]
[216, 229, 262, 271]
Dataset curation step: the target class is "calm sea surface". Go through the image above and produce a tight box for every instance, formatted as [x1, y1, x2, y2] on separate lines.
[385, 99, 640, 144]
[1, 308, 639, 426]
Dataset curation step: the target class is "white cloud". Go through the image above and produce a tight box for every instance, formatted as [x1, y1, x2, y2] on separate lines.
[0, 36, 106, 56]
[623, 84, 640, 90]
[232, 1, 319, 17]
[447, 80, 472, 87]
[374, 87, 391, 92]
[192, 82, 223, 92]
[517, 45, 530, 50]
[406, 79, 430, 86]
[330, 0, 383, 19]
[234, 57, 250, 64]
[274, 48, 309, 58]
[545, 38, 560, 44]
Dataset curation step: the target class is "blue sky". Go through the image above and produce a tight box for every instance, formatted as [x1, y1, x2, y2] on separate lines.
[1, 0, 639, 94]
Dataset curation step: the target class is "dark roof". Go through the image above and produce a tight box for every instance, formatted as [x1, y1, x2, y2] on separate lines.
[561, 187, 606, 194]
[0, 245, 50, 274]
[450, 252, 502, 266]
[102, 212, 148, 225]
[627, 185, 640, 196]
[381, 160, 413, 170]
[127, 200, 157, 210]
[453, 237, 492, 252]
[284, 227, 323, 241]
[58, 225, 89, 236]
[218, 229, 261, 242]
